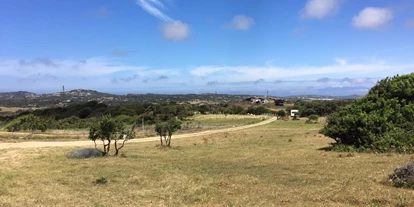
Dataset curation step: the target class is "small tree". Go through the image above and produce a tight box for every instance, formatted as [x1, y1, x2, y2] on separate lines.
[155, 122, 168, 146]
[155, 119, 181, 147]
[165, 119, 181, 147]
[89, 115, 135, 156]
[305, 114, 319, 124]
[276, 110, 286, 117]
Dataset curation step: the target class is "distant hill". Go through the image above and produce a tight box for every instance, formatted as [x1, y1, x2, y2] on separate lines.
[284, 94, 362, 100]
[0, 89, 363, 108]
[0, 91, 39, 99]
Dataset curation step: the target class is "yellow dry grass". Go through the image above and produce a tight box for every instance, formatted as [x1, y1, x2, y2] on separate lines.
[192, 114, 264, 121]
[0, 107, 38, 113]
[1, 120, 413, 206]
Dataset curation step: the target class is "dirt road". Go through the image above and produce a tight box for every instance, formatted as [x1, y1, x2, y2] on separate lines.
[0, 117, 277, 150]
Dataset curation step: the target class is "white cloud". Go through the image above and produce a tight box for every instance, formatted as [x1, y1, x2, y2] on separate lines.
[352, 7, 393, 30]
[189, 63, 414, 82]
[301, 0, 342, 19]
[335, 58, 347, 65]
[159, 21, 191, 41]
[136, 0, 172, 22]
[0, 57, 147, 78]
[227, 15, 255, 31]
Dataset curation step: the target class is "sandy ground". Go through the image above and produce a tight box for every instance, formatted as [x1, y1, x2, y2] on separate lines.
[0, 117, 277, 150]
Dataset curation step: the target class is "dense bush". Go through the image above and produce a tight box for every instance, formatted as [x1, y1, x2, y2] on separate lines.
[321, 73, 414, 152]
[246, 106, 271, 115]
[294, 100, 352, 117]
[305, 115, 319, 124]
[389, 161, 414, 188]
[6, 114, 47, 132]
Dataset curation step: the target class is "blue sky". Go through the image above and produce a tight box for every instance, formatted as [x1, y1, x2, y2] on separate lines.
[0, 0, 413, 96]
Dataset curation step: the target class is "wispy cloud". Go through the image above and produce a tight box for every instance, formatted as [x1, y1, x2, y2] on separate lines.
[0, 57, 147, 78]
[254, 79, 265, 85]
[189, 63, 414, 82]
[317, 77, 330, 83]
[352, 7, 393, 30]
[206, 81, 219, 86]
[335, 57, 347, 65]
[300, 0, 342, 19]
[109, 49, 136, 57]
[226, 15, 255, 31]
[154, 75, 168, 81]
[111, 74, 139, 84]
[159, 21, 191, 41]
[19, 73, 58, 83]
[136, 0, 173, 22]
[19, 58, 59, 68]
[136, 0, 191, 41]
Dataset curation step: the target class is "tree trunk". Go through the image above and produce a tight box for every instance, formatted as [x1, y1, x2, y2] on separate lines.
[160, 135, 163, 146]
[163, 135, 167, 146]
[102, 140, 107, 155]
[167, 135, 171, 147]
[114, 139, 118, 156]
[114, 140, 127, 156]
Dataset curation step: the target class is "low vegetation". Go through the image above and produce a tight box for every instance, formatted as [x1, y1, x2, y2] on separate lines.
[321, 73, 414, 153]
[88, 115, 135, 156]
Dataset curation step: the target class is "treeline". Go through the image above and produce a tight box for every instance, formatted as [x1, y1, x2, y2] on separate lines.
[288, 100, 353, 117]
[2, 101, 277, 130]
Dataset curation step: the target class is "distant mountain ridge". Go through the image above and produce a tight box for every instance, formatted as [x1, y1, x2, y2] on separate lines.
[0, 89, 115, 100]
[0, 89, 363, 108]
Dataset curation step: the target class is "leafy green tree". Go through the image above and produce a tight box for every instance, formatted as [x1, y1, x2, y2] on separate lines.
[155, 122, 168, 146]
[89, 115, 135, 156]
[246, 106, 270, 115]
[198, 105, 210, 114]
[276, 110, 286, 117]
[321, 73, 414, 152]
[305, 114, 319, 124]
[155, 119, 181, 147]
[165, 119, 181, 147]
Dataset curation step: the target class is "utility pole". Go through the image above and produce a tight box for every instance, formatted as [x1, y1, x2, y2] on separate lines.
[62, 85, 65, 104]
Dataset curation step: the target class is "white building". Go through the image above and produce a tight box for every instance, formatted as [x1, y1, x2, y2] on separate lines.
[290, 109, 299, 117]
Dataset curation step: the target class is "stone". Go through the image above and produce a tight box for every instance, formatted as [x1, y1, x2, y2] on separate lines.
[67, 148, 104, 159]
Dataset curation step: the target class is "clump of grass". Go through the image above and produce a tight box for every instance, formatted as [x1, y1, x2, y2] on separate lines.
[389, 161, 414, 188]
[396, 193, 410, 207]
[94, 177, 108, 184]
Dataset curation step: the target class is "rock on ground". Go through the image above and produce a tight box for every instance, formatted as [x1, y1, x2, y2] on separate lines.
[67, 148, 104, 159]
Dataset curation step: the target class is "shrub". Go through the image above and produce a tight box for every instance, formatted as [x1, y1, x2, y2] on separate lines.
[389, 161, 414, 188]
[94, 177, 108, 184]
[320, 73, 414, 152]
[305, 114, 319, 124]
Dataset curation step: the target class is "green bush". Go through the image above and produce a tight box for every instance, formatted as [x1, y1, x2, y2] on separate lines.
[320, 73, 414, 152]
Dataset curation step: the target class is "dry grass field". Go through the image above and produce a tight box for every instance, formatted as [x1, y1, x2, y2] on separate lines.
[1, 119, 414, 206]
[0, 114, 265, 142]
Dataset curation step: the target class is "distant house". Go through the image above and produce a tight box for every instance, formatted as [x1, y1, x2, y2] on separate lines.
[245, 96, 271, 104]
[274, 99, 285, 106]
[290, 109, 299, 117]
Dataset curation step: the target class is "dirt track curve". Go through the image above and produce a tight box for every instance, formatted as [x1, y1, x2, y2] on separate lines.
[0, 117, 277, 150]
